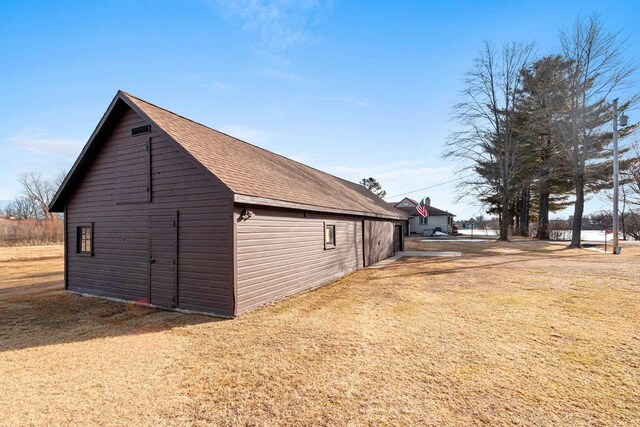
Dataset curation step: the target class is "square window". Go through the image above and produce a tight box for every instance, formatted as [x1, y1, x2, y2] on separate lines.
[324, 223, 336, 249]
[77, 225, 93, 256]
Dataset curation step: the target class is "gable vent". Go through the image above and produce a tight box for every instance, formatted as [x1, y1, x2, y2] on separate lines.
[131, 125, 151, 136]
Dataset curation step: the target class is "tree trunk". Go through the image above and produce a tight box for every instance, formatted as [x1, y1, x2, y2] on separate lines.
[499, 197, 510, 241]
[520, 189, 530, 236]
[621, 194, 627, 241]
[569, 175, 585, 248]
[514, 197, 521, 235]
[537, 187, 550, 239]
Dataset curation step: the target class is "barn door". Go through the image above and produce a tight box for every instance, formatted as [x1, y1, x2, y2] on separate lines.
[393, 224, 402, 253]
[149, 212, 178, 307]
[363, 220, 377, 267]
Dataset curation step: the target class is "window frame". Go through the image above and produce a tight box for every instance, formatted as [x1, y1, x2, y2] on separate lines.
[323, 222, 336, 250]
[76, 223, 94, 256]
[419, 216, 429, 225]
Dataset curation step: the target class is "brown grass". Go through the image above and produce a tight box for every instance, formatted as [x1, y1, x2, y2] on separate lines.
[0, 240, 638, 426]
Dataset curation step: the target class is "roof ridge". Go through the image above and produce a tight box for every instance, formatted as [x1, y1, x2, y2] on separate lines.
[120, 91, 368, 192]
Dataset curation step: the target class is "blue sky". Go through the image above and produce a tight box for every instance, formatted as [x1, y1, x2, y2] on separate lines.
[1, 0, 638, 218]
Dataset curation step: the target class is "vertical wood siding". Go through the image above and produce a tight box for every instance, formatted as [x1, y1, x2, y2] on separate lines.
[66, 106, 234, 316]
[363, 219, 396, 266]
[234, 207, 366, 314]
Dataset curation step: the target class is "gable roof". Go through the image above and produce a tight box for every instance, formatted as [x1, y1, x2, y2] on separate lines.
[50, 91, 405, 220]
[393, 197, 418, 206]
[392, 198, 455, 217]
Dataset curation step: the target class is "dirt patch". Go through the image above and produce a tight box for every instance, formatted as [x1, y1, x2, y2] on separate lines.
[0, 240, 638, 426]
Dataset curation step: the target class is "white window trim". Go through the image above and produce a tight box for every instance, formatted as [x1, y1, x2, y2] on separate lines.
[324, 222, 336, 250]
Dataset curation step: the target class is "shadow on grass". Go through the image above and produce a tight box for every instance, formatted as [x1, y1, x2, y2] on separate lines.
[384, 238, 596, 279]
[381, 253, 588, 279]
[406, 237, 586, 258]
[0, 280, 217, 353]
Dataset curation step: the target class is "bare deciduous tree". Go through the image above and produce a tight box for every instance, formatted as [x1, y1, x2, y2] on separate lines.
[445, 41, 534, 241]
[4, 197, 39, 219]
[625, 142, 640, 207]
[560, 15, 638, 247]
[18, 172, 57, 219]
[3, 171, 67, 220]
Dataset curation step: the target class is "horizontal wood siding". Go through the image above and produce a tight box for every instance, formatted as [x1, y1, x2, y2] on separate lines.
[235, 207, 364, 314]
[66, 106, 234, 316]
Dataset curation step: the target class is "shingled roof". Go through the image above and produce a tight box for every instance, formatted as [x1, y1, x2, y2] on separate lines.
[394, 205, 455, 217]
[390, 198, 455, 217]
[50, 91, 405, 220]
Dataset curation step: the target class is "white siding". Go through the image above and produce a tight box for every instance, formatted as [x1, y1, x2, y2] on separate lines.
[409, 215, 451, 235]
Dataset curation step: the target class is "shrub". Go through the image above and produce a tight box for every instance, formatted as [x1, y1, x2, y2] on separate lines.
[0, 218, 64, 246]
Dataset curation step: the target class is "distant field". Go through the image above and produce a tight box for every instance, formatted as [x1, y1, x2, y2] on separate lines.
[0, 240, 638, 426]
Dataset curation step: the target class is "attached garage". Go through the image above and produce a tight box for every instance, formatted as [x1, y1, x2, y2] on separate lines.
[50, 91, 406, 317]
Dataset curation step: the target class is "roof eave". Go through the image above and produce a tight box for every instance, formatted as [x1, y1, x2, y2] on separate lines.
[49, 92, 124, 212]
[234, 194, 407, 220]
[49, 90, 236, 212]
[408, 213, 455, 217]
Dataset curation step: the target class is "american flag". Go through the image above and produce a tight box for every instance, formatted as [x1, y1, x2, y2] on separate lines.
[416, 197, 429, 218]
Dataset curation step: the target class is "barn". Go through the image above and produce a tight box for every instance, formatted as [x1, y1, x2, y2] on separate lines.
[49, 91, 406, 317]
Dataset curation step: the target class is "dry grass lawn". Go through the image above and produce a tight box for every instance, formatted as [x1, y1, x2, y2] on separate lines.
[0, 239, 639, 426]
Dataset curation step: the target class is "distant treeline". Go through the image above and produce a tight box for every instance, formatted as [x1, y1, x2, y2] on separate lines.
[2, 171, 65, 246]
[0, 218, 63, 246]
[457, 211, 640, 241]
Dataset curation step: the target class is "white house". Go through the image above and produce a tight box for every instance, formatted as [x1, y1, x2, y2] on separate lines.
[390, 197, 455, 235]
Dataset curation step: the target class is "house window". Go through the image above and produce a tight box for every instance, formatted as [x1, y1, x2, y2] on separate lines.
[402, 202, 409, 206]
[77, 225, 93, 256]
[419, 217, 429, 225]
[324, 223, 336, 249]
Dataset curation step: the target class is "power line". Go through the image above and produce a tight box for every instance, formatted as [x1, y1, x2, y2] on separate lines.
[385, 175, 471, 200]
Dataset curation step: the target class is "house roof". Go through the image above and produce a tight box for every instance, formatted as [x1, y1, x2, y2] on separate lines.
[396, 205, 455, 217]
[50, 91, 405, 220]
[392, 198, 455, 217]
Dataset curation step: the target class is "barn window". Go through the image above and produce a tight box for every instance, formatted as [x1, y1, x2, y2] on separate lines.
[324, 223, 336, 249]
[77, 224, 93, 256]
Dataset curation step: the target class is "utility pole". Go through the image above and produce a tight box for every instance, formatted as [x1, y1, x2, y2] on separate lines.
[612, 98, 620, 254]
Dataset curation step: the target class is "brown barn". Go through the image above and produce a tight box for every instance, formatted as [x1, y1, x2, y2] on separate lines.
[50, 91, 406, 317]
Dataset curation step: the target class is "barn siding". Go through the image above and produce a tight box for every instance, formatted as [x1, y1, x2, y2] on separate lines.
[66, 106, 234, 316]
[363, 219, 396, 266]
[234, 206, 368, 314]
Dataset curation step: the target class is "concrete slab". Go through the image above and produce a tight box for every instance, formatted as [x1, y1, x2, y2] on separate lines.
[421, 239, 493, 243]
[367, 250, 462, 268]
[402, 251, 462, 257]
